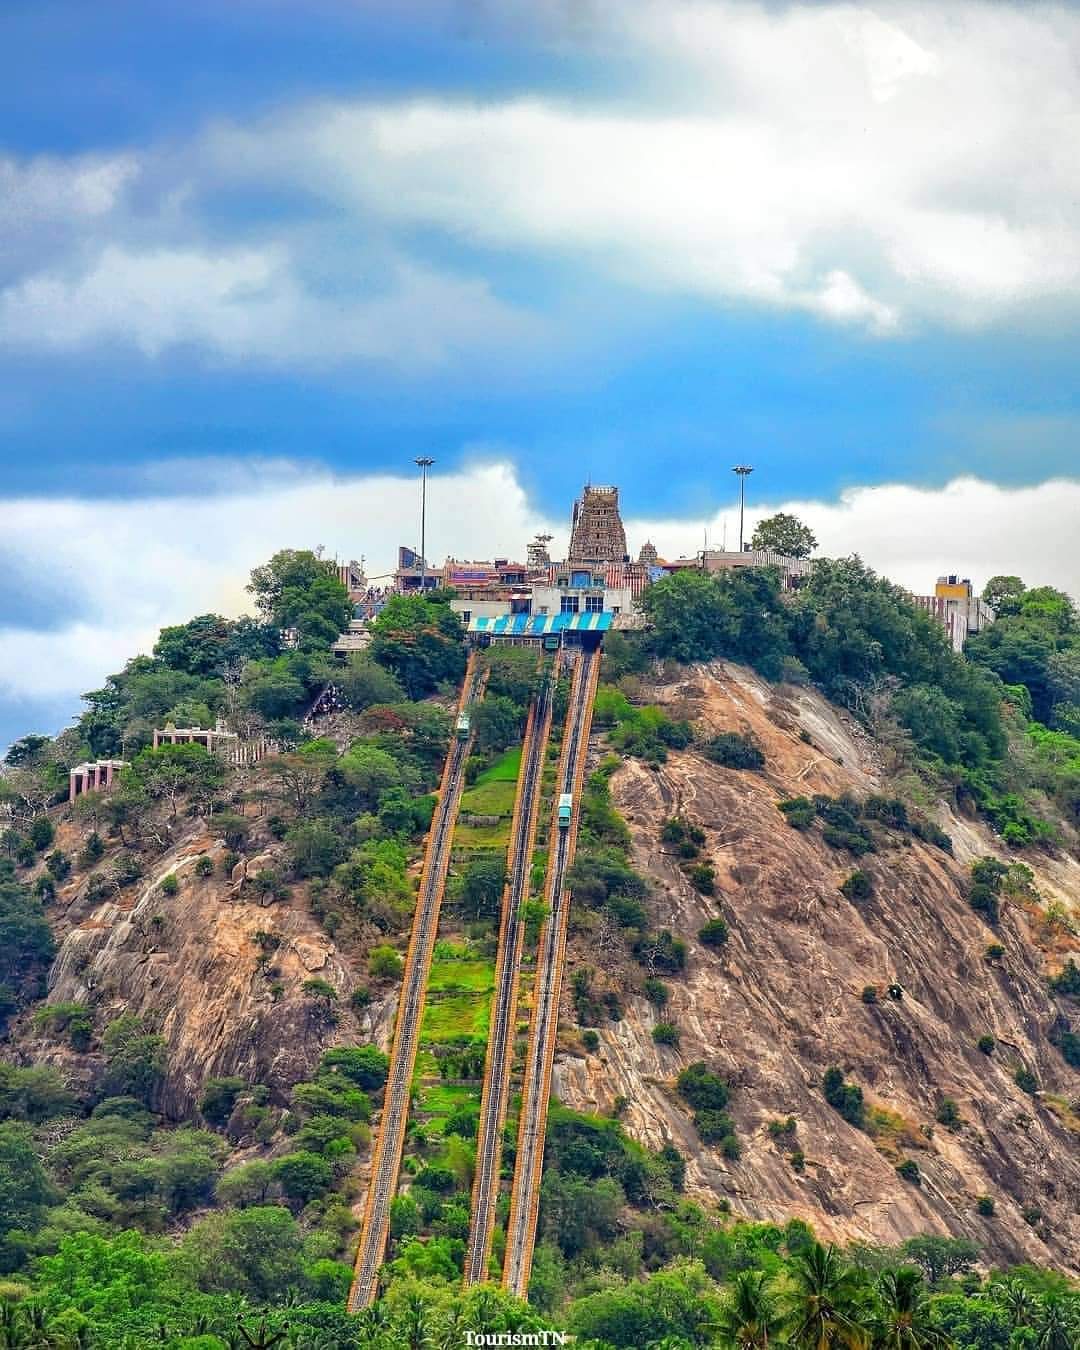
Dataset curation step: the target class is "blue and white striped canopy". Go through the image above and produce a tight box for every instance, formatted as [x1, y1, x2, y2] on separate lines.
[467, 612, 613, 636]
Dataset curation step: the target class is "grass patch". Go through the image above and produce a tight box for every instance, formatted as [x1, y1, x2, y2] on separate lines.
[865, 1104, 925, 1160]
[460, 779, 518, 817]
[1044, 1093, 1080, 1135]
[415, 1082, 476, 1119]
[422, 993, 492, 1041]
[453, 821, 512, 850]
[475, 747, 522, 784]
[428, 959, 495, 994]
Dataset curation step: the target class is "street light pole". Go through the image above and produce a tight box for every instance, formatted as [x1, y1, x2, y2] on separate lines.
[415, 456, 435, 592]
[732, 465, 754, 552]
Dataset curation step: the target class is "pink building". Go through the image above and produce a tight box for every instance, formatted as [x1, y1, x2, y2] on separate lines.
[69, 760, 127, 802]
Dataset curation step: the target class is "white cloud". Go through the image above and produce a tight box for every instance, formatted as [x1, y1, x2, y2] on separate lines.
[0, 2, 1075, 362]
[632, 476, 1080, 598]
[1, 463, 1077, 737]
[0, 245, 535, 367]
[0, 151, 137, 231]
[194, 1, 1080, 333]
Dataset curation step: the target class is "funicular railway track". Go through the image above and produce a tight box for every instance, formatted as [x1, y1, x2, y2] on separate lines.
[464, 660, 555, 1286]
[502, 646, 601, 1298]
[347, 654, 488, 1310]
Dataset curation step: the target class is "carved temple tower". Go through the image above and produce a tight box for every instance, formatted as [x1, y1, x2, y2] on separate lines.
[567, 485, 628, 564]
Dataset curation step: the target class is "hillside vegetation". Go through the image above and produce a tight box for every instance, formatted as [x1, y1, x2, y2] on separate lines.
[0, 550, 1077, 1346]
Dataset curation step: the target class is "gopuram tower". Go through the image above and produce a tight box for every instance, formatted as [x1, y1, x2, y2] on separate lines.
[567, 485, 628, 564]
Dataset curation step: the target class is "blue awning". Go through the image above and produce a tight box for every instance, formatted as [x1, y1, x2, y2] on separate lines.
[468, 612, 613, 636]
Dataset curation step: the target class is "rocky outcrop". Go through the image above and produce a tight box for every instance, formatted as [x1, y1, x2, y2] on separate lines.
[554, 661, 1080, 1272]
[36, 829, 375, 1119]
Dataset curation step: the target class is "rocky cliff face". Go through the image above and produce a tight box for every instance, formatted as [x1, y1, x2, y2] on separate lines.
[23, 821, 392, 1119]
[554, 662, 1080, 1273]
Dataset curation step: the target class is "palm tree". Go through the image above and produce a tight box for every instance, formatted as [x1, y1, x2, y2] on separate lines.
[1034, 1297, 1078, 1350]
[712, 1270, 786, 1349]
[874, 1267, 952, 1350]
[994, 1279, 1037, 1330]
[783, 1241, 871, 1350]
[395, 1292, 439, 1350]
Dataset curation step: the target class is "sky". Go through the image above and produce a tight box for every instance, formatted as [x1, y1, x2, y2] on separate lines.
[1, 0, 1079, 751]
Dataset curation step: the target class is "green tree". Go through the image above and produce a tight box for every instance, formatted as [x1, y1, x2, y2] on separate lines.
[369, 594, 466, 698]
[458, 856, 507, 921]
[286, 819, 348, 878]
[982, 575, 1026, 614]
[247, 551, 351, 653]
[0, 862, 55, 1008]
[899, 1235, 978, 1286]
[640, 568, 790, 678]
[199, 1077, 248, 1128]
[335, 654, 405, 711]
[179, 1205, 305, 1300]
[215, 1160, 275, 1208]
[751, 512, 818, 558]
[712, 1269, 785, 1349]
[131, 743, 225, 817]
[473, 695, 525, 753]
[874, 1266, 951, 1349]
[272, 1151, 332, 1205]
[783, 1241, 870, 1349]
[0, 1122, 55, 1266]
[101, 1016, 166, 1105]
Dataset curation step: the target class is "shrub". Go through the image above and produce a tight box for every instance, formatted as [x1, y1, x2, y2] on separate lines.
[194, 855, 214, 877]
[976, 1195, 995, 1216]
[677, 1063, 730, 1112]
[977, 1034, 996, 1054]
[160, 873, 180, 896]
[698, 917, 729, 948]
[45, 850, 71, 881]
[778, 797, 815, 830]
[896, 1158, 921, 1185]
[633, 930, 687, 973]
[581, 1030, 599, 1053]
[200, 1076, 249, 1127]
[840, 870, 873, 901]
[767, 1116, 797, 1139]
[1050, 959, 1080, 996]
[704, 732, 765, 771]
[643, 978, 670, 1008]
[350, 986, 372, 1013]
[861, 985, 878, 1005]
[369, 945, 403, 981]
[77, 832, 105, 869]
[1022, 1205, 1042, 1227]
[273, 1150, 333, 1204]
[822, 1067, 864, 1128]
[688, 863, 716, 895]
[694, 1108, 737, 1144]
[790, 1149, 806, 1171]
[302, 978, 337, 1002]
[652, 1023, 680, 1047]
[720, 1133, 741, 1160]
[985, 942, 1005, 961]
[1014, 1067, 1038, 1095]
[935, 1098, 961, 1129]
[29, 818, 55, 852]
[320, 1046, 389, 1091]
[968, 884, 1000, 925]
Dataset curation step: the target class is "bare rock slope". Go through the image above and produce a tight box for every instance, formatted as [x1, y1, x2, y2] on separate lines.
[34, 826, 377, 1118]
[555, 661, 1080, 1272]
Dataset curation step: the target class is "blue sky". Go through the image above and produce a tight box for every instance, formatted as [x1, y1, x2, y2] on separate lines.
[2, 0, 1079, 750]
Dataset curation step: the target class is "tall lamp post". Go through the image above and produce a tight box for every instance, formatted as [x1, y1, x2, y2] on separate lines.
[415, 456, 435, 592]
[731, 464, 754, 552]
